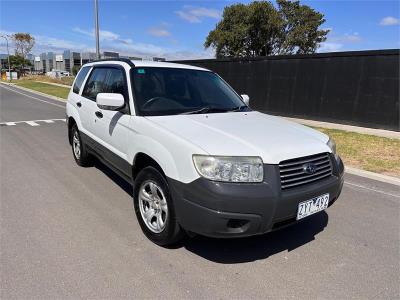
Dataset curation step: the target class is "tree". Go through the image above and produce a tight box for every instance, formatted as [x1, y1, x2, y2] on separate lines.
[12, 33, 35, 59]
[205, 0, 329, 58]
[277, 0, 329, 54]
[8, 55, 32, 72]
[72, 65, 81, 76]
[12, 33, 35, 75]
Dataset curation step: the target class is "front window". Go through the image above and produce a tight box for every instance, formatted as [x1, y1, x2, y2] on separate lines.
[131, 67, 249, 116]
[82, 67, 127, 101]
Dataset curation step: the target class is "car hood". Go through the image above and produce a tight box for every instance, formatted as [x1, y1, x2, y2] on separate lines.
[145, 111, 331, 164]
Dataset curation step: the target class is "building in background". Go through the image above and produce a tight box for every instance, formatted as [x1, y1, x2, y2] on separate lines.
[62, 50, 81, 73]
[102, 51, 119, 59]
[22, 49, 166, 75]
[120, 55, 142, 60]
[81, 52, 97, 65]
[0, 54, 9, 70]
[33, 53, 48, 73]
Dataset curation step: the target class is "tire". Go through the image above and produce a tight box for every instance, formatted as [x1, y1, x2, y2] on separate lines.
[71, 124, 93, 167]
[133, 166, 184, 246]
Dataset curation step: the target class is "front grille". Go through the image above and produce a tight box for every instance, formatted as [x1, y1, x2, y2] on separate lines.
[279, 153, 332, 190]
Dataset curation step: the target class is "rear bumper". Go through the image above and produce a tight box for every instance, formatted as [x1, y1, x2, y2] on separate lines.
[168, 155, 344, 238]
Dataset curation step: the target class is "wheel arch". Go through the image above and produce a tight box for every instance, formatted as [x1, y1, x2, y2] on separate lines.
[66, 102, 83, 145]
[67, 116, 76, 145]
[132, 152, 167, 181]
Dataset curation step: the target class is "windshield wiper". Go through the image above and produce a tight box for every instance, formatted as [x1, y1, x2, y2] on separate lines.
[180, 106, 230, 115]
[229, 105, 249, 112]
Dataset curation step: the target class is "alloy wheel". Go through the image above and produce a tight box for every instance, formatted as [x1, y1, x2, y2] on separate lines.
[138, 180, 168, 233]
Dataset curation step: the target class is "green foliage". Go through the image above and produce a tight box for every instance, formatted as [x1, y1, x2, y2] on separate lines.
[8, 55, 32, 70]
[72, 65, 81, 76]
[205, 0, 329, 58]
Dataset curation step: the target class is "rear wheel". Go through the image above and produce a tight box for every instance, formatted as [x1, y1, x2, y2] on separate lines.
[71, 124, 93, 167]
[133, 166, 184, 246]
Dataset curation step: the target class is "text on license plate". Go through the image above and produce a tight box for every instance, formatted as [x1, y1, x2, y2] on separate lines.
[297, 193, 329, 220]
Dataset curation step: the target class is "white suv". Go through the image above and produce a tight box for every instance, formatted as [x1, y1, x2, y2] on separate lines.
[66, 59, 344, 245]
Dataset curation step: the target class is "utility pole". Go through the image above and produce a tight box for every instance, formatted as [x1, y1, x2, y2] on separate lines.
[1, 34, 11, 81]
[94, 0, 100, 59]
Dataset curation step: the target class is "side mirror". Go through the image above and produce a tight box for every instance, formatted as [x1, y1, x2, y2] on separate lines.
[96, 93, 125, 111]
[241, 94, 250, 106]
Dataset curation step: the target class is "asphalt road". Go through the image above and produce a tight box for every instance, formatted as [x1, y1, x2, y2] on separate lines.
[1, 83, 399, 299]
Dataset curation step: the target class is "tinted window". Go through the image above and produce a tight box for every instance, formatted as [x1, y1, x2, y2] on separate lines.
[72, 66, 90, 94]
[82, 67, 126, 101]
[131, 67, 247, 116]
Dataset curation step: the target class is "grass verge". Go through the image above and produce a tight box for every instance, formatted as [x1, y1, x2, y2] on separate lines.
[14, 80, 70, 99]
[314, 127, 400, 177]
[24, 75, 74, 86]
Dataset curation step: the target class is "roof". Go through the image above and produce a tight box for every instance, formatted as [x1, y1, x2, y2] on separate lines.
[87, 58, 210, 72]
[130, 60, 210, 71]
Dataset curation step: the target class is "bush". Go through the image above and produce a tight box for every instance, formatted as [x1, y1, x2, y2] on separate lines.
[72, 65, 81, 76]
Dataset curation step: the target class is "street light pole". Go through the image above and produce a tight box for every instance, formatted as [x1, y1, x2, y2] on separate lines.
[1, 34, 11, 81]
[94, 0, 100, 60]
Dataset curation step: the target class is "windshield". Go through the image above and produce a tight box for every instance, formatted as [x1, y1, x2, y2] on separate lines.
[131, 67, 249, 116]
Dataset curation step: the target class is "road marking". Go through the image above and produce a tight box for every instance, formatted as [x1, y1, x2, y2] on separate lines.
[25, 121, 39, 126]
[0, 84, 65, 108]
[345, 181, 400, 199]
[0, 119, 65, 127]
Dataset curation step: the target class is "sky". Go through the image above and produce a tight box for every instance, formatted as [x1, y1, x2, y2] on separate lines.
[0, 0, 399, 60]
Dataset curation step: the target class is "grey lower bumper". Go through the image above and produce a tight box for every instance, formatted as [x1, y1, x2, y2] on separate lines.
[168, 155, 344, 238]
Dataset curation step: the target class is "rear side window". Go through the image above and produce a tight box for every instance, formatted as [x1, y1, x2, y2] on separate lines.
[82, 67, 127, 101]
[72, 66, 90, 94]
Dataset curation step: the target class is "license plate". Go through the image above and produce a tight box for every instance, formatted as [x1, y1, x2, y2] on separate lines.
[297, 194, 329, 220]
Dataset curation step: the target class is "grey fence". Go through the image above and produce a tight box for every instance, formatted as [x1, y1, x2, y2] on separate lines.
[174, 49, 399, 131]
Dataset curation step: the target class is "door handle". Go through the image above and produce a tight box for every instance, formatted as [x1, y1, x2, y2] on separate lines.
[95, 111, 103, 118]
[76, 102, 82, 108]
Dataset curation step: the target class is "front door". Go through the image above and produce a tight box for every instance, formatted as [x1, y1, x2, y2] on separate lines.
[82, 65, 132, 177]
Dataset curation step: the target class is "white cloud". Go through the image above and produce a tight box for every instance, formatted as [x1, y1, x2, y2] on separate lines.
[73, 27, 130, 43]
[167, 48, 215, 61]
[0, 28, 214, 60]
[147, 24, 171, 37]
[380, 16, 399, 26]
[331, 32, 362, 43]
[318, 42, 343, 52]
[0, 29, 90, 54]
[72, 26, 214, 59]
[36, 35, 87, 50]
[318, 28, 362, 53]
[175, 6, 220, 23]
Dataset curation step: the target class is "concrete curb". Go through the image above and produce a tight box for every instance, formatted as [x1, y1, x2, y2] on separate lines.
[345, 167, 400, 186]
[0, 82, 67, 103]
[284, 116, 400, 139]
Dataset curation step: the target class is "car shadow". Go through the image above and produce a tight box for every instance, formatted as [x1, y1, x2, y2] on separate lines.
[94, 159, 133, 196]
[180, 212, 329, 264]
[93, 159, 329, 264]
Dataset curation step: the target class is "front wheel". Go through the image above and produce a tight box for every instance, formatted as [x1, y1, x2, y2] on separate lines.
[133, 166, 184, 246]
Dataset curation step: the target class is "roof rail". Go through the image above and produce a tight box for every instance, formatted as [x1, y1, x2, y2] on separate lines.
[90, 58, 135, 67]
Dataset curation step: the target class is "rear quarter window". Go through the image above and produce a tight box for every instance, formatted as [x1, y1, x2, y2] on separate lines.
[73, 66, 91, 94]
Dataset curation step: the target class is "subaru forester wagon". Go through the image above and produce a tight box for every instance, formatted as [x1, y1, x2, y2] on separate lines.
[66, 58, 344, 245]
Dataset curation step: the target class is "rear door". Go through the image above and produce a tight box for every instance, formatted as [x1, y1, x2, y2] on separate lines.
[70, 66, 92, 132]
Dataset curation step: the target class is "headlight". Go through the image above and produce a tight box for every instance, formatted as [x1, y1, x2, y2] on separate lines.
[193, 155, 263, 183]
[327, 137, 338, 159]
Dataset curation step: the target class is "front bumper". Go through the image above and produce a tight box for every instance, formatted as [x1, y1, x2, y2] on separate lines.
[168, 155, 344, 238]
